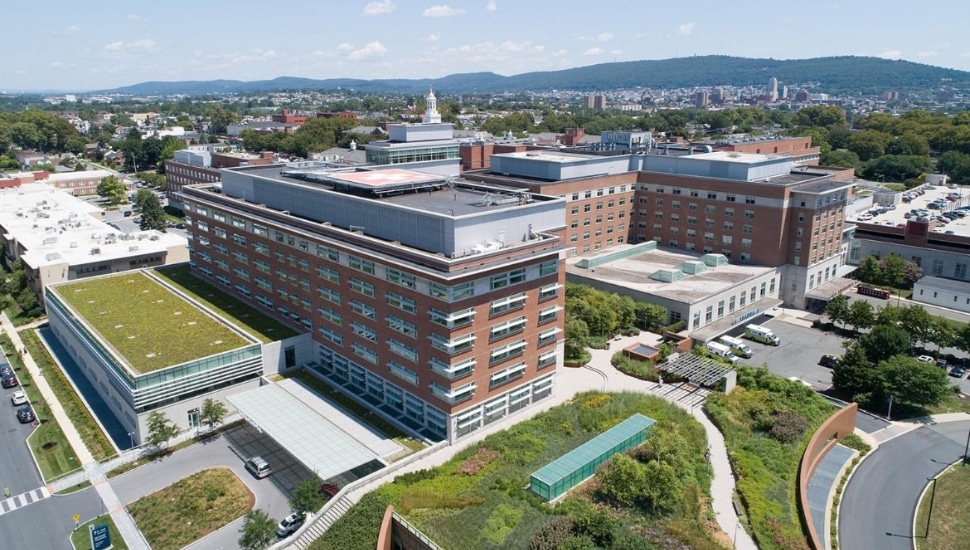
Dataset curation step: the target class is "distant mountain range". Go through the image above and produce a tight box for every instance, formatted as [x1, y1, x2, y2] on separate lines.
[100, 55, 970, 96]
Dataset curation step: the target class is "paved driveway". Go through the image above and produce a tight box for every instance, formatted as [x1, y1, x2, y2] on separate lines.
[0, 486, 102, 549]
[727, 317, 846, 389]
[0, 355, 44, 496]
[111, 435, 291, 550]
[839, 420, 970, 549]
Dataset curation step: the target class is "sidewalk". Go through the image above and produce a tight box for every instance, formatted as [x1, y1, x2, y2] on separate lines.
[585, 335, 758, 550]
[0, 312, 94, 465]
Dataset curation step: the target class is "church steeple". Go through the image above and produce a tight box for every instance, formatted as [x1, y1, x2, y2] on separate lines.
[423, 86, 441, 124]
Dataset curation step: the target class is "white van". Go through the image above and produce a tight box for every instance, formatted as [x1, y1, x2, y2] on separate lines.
[719, 335, 752, 358]
[744, 324, 780, 346]
[706, 341, 739, 364]
[245, 456, 271, 478]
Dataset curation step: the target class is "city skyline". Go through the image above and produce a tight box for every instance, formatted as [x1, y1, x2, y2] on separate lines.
[5, 0, 970, 92]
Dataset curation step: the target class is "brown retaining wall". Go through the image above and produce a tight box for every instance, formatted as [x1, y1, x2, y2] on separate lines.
[798, 403, 858, 550]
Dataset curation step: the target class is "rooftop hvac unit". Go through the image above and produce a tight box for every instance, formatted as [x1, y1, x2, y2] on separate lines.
[129, 245, 139, 252]
[90, 248, 101, 255]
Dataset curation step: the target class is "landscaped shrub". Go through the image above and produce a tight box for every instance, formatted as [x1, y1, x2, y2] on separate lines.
[456, 447, 501, 475]
[530, 517, 575, 550]
[839, 433, 871, 455]
[769, 412, 810, 443]
[481, 503, 523, 545]
[611, 353, 658, 382]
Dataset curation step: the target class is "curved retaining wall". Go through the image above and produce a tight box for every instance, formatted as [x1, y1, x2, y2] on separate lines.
[798, 402, 858, 550]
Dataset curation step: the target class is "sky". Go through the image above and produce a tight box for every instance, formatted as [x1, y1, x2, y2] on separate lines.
[4, 0, 970, 92]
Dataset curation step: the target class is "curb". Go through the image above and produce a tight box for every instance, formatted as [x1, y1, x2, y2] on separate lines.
[910, 459, 963, 547]
[832, 444, 878, 549]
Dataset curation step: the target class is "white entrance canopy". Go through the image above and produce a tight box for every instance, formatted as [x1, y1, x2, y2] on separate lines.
[228, 383, 384, 481]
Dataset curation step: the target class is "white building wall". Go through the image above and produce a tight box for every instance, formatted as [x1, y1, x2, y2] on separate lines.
[913, 278, 970, 314]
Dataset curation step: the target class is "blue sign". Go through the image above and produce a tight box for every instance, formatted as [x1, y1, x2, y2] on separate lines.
[89, 523, 111, 550]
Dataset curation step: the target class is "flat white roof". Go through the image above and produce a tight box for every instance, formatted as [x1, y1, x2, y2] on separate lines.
[496, 151, 600, 163]
[0, 183, 187, 270]
[227, 382, 386, 481]
[687, 151, 786, 164]
[566, 244, 776, 304]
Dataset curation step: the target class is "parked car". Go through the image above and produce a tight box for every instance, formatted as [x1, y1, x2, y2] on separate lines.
[16, 406, 34, 423]
[1, 373, 18, 388]
[319, 483, 340, 498]
[276, 513, 304, 538]
[819, 355, 840, 368]
[916, 355, 934, 363]
[949, 366, 966, 378]
[857, 213, 873, 221]
[9, 390, 27, 406]
[0, 364, 12, 377]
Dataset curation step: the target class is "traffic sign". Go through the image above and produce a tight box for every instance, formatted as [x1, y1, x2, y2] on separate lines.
[73, 513, 80, 523]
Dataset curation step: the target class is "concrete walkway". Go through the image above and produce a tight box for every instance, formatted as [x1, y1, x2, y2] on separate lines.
[0, 313, 150, 549]
[0, 312, 95, 466]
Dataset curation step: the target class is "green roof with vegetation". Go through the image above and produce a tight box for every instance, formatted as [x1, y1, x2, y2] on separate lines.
[53, 271, 251, 374]
[153, 265, 299, 344]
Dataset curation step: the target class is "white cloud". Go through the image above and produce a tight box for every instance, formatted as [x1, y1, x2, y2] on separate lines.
[65, 25, 80, 33]
[677, 23, 695, 36]
[916, 51, 938, 58]
[128, 13, 144, 22]
[610, 49, 622, 55]
[485, 0, 497, 11]
[336, 43, 354, 52]
[209, 49, 278, 65]
[103, 39, 156, 55]
[423, 5, 465, 17]
[579, 32, 614, 42]
[583, 47, 605, 56]
[363, 1, 395, 16]
[423, 33, 440, 42]
[348, 41, 387, 60]
[878, 49, 902, 59]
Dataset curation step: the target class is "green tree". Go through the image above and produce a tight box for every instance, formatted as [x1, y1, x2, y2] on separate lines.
[595, 454, 645, 507]
[887, 132, 930, 156]
[857, 255, 882, 285]
[847, 129, 892, 162]
[564, 318, 589, 361]
[824, 294, 850, 328]
[290, 479, 326, 516]
[832, 343, 877, 399]
[200, 397, 229, 434]
[794, 105, 846, 128]
[97, 175, 126, 206]
[133, 188, 155, 209]
[238, 509, 276, 550]
[957, 321, 970, 357]
[875, 303, 905, 328]
[572, 507, 618, 548]
[863, 155, 933, 183]
[138, 193, 167, 231]
[859, 324, 910, 364]
[879, 356, 951, 407]
[145, 411, 180, 453]
[634, 302, 667, 329]
[208, 105, 239, 135]
[846, 299, 875, 332]
[929, 317, 956, 353]
[900, 305, 934, 348]
[879, 254, 910, 289]
[641, 459, 683, 514]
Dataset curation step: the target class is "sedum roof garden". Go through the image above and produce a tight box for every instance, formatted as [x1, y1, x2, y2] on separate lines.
[53, 271, 252, 374]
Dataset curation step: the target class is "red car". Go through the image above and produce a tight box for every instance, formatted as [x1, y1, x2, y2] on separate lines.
[319, 483, 340, 498]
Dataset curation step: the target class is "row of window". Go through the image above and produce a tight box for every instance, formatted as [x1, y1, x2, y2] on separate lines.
[564, 185, 631, 201]
[642, 185, 758, 204]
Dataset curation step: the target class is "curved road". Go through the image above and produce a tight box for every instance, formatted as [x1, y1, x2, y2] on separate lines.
[839, 420, 970, 549]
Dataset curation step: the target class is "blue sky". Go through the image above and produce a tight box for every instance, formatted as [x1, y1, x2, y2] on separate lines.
[5, 0, 970, 91]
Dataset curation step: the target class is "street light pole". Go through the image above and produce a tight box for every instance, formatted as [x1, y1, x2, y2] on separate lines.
[964, 424, 970, 465]
[733, 522, 739, 548]
[886, 395, 893, 421]
[925, 477, 938, 538]
[128, 431, 135, 455]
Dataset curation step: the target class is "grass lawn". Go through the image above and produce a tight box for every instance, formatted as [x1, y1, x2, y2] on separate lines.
[290, 371, 426, 456]
[70, 513, 129, 550]
[128, 468, 254, 550]
[314, 391, 722, 550]
[20, 329, 117, 461]
[926, 392, 970, 415]
[153, 264, 299, 344]
[915, 464, 970, 549]
[52, 271, 250, 374]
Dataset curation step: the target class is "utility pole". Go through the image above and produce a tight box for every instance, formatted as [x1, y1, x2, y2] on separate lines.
[925, 477, 938, 538]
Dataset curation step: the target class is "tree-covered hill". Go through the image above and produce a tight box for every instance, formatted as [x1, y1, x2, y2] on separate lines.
[101, 55, 970, 96]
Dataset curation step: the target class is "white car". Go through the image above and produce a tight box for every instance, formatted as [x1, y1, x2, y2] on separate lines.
[856, 213, 873, 221]
[916, 355, 934, 363]
[9, 390, 27, 406]
[276, 513, 304, 538]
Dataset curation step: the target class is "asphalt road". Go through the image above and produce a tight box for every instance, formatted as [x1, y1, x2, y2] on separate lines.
[729, 317, 845, 390]
[0, 486, 102, 549]
[0, 351, 44, 497]
[839, 420, 970, 549]
[111, 435, 291, 550]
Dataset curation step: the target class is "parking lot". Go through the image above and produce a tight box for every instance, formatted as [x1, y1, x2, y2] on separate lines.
[850, 182, 970, 236]
[223, 424, 318, 500]
[727, 316, 847, 390]
[0, 352, 43, 498]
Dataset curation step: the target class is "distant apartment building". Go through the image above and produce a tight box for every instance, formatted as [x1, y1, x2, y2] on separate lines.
[693, 90, 709, 108]
[178, 166, 567, 441]
[586, 94, 607, 109]
[0, 168, 121, 196]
